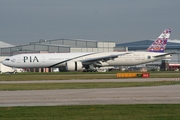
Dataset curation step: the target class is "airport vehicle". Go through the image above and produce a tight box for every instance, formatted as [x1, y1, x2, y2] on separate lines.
[2, 29, 174, 72]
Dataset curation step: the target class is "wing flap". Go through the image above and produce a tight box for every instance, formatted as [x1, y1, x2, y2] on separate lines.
[81, 53, 129, 63]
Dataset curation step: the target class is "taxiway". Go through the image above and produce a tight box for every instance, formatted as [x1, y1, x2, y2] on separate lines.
[0, 85, 180, 106]
[0, 78, 179, 84]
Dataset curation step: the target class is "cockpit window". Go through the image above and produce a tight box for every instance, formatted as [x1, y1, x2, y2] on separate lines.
[5, 58, 10, 61]
[147, 56, 151, 59]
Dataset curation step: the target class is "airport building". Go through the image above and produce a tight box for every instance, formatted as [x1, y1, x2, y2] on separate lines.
[0, 39, 127, 56]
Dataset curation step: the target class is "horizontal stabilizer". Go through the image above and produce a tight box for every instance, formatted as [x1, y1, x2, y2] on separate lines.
[153, 52, 176, 58]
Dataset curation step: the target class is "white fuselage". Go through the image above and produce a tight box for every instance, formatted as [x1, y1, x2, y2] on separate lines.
[2, 52, 171, 68]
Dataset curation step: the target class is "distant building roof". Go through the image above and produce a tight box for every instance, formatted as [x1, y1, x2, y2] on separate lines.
[168, 39, 180, 43]
[116, 39, 180, 50]
[0, 41, 14, 48]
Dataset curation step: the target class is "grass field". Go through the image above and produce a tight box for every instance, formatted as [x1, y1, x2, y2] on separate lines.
[0, 71, 180, 81]
[0, 71, 180, 119]
[0, 104, 180, 120]
[0, 81, 180, 91]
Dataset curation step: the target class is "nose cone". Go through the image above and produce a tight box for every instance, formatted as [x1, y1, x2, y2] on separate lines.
[2, 58, 11, 67]
[2, 60, 7, 66]
[2, 60, 5, 65]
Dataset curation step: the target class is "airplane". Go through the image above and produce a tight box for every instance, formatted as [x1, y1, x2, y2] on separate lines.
[2, 28, 175, 72]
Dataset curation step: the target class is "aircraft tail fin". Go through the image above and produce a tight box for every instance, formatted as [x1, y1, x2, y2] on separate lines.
[146, 28, 172, 52]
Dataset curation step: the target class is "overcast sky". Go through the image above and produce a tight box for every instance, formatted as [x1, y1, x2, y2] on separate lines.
[1, 0, 180, 45]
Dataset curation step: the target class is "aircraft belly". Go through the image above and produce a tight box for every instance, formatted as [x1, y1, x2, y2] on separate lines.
[107, 59, 136, 66]
[53, 63, 66, 67]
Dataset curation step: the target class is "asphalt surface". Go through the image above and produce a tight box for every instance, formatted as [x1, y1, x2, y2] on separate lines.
[0, 83, 180, 106]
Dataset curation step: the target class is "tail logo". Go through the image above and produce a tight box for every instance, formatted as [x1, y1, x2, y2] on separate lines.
[147, 28, 172, 53]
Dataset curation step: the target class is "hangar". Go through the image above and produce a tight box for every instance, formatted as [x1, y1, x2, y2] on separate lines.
[0, 39, 126, 56]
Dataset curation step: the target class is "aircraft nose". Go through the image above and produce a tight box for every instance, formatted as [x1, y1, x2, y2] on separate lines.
[2, 58, 10, 66]
[2, 60, 7, 66]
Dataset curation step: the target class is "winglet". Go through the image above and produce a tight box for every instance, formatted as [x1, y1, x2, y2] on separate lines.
[147, 28, 172, 52]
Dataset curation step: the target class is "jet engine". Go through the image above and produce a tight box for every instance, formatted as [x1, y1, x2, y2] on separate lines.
[66, 61, 83, 71]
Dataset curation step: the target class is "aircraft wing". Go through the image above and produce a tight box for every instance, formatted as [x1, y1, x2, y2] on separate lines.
[153, 52, 176, 58]
[48, 52, 129, 68]
[81, 53, 129, 64]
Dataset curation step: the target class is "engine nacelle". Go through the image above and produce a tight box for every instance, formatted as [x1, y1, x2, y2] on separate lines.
[66, 61, 83, 71]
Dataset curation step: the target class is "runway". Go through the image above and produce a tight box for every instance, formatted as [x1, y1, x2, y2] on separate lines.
[0, 85, 180, 106]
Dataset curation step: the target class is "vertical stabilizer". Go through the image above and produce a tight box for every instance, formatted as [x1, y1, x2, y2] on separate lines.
[147, 28, 172, 52]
